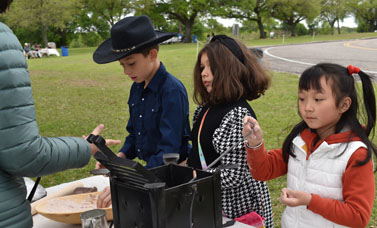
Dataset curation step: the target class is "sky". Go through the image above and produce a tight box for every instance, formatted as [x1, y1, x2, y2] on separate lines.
[217, 16, 358, 28]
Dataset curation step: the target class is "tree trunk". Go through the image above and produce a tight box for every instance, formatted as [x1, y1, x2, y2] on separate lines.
[42, 24, 48, 48]
[329, 21, 335, 35]
[337, 19, 341, 34]
[178, 21, 183, 34]
[257, 19, 266, 39]
[370, 20, 375, 32]
[290, 23, 296, 37]
[183, 22, 192, 43]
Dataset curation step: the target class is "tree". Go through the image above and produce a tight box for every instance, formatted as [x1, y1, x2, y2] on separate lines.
[5, 0, 82, 47]
[133, 0, 171, 31]
[74, 1, 111, 40]
[216, 0, 272, 38]
[206, 18, 227, 35]
[352, 0, 377, 32]
[320, 0, 349, 35]
[85, 0, 131, 26]
[154, 0, 217, 43]
[270, 0, 321, 36]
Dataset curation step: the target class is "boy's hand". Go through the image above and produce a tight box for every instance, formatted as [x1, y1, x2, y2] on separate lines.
[95, 152, 125, 170]
[97, 186, 112, 208]
[242, 116, 263, 148]
[280, 188, 312, 207]
[83, 124, 122, 156]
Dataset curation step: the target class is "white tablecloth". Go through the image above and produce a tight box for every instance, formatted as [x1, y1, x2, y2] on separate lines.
[32, 175, 254, 228]
[40, 48, 60, 57]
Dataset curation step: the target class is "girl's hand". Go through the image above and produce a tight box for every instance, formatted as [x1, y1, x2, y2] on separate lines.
[280, 188, 312, 207]
[242, 116, 263, 148]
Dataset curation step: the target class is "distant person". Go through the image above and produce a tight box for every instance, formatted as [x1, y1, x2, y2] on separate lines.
[0, 1, 120, 227]
[244, 63, 376, 227]
[23, 42, 31, 59]
[93, 15, 191, 169]
[31, 42, 41, 58]
[206, 33, 211, 42]
[185, 35, 274, 227]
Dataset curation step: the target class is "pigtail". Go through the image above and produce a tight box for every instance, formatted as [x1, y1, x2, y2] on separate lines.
[352, 69, 377, 171]
[357, 70, 376, 137]
[346, 65, 377, 171]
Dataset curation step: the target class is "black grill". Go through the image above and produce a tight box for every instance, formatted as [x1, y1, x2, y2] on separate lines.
[88, 134, 223, 228]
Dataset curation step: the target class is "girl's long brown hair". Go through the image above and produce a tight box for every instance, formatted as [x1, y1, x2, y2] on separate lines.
[193, 39, 270, 106]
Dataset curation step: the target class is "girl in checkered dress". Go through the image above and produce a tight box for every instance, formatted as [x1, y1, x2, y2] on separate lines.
[186, 35, 274, 227]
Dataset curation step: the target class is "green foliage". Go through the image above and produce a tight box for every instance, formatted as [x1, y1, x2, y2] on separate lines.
[85, 0, 131, 26]
[4, 0, 82, 47]
[318, 22, 332, 34]
[12, 27, 43, 46]
[356, 20, 371, 33]
[206, 18, 228, 34]
[69, 32, 105, 48]
[295, 23, 309, 36]
[5, 0, 80, 29]
[352, 0, 377, 32]
[133, 0, 171, 31]
[153, 0, 218, 42]
[73, 3, 110, 40]
[80, 32, 104, 47]
[240, 20, 259, 34]
[320, 0, 349, 33]
[215, 0, 272, 38]
[191, 19, 206, 40]
[270, 0, 322, 36]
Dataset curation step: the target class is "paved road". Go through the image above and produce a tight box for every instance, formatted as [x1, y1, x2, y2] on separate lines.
[261, 38, 377, 78]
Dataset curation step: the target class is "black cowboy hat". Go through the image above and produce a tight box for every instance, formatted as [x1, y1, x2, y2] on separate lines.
[93, 15, 175, 64]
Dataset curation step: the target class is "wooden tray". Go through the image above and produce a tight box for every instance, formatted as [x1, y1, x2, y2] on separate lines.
[36, 192, 113, 224]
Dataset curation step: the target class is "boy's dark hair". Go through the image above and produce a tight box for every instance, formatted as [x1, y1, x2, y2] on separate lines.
[282, 63, 377, 171]
[193, 39, 270, 105]
[0, 0, 13, 13]
[138, 44, 159, 57]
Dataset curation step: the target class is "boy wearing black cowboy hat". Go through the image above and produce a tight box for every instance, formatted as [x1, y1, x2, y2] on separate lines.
[93, 15, 191, 173]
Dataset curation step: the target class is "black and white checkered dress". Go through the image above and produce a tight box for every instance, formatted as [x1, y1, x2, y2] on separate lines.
[187, 100, 274, 228]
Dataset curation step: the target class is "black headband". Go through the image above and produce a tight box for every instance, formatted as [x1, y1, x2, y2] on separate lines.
[210, 35, 245, 64]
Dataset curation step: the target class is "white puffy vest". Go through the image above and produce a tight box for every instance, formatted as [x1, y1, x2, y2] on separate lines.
[281, 135, 367, 228]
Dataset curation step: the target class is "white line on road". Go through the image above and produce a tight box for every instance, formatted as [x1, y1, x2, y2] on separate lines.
[264, 47, 377, 74]
[264, 47, 314, 66]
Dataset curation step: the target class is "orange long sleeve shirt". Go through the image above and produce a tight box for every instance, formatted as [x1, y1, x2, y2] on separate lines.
[246, 129, 375, 228]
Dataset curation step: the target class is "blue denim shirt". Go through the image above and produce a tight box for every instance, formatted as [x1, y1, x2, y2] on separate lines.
[119, 62, 191, 168]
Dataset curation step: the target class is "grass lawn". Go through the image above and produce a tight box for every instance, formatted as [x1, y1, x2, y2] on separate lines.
[27, 38, 376, 227]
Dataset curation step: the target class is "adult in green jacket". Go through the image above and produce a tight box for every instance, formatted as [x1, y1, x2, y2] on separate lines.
[0, 1, 119, 227]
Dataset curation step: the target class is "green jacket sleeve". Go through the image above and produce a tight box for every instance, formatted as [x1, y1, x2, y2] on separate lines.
[0, 22, 91, 177]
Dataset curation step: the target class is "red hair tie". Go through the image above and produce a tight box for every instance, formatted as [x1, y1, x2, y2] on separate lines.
[347, 65, 360, 75]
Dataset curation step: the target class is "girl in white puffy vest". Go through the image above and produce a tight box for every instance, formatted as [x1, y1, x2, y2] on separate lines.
[242, 63, 376, 228]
